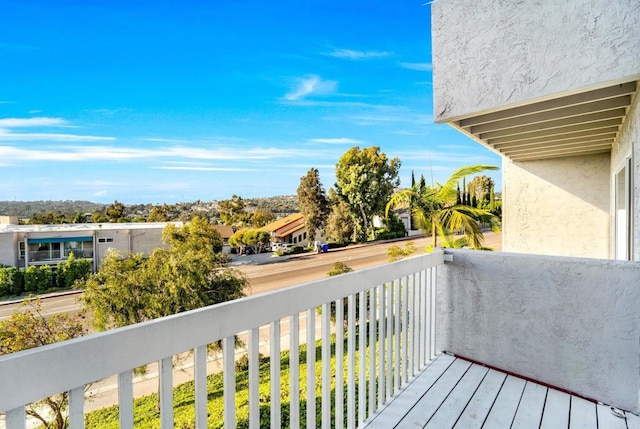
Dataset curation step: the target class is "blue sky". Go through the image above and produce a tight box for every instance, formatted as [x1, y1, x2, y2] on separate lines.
[0, 0, 501, 204]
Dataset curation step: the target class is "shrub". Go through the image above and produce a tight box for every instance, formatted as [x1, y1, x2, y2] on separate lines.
[326, 261, 353, 277]
[290, 246, 304, 254]
[24, 265, 51, 293]
[387, 242, 417, 262]
[5, 267, 24, 296]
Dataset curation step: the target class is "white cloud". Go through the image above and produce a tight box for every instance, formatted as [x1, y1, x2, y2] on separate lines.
[0, 117, 114, 142]
[399, 62, 432, 71]
[155, 166, 254, 172]
[284, 75, 337, 101]
[310, 138, 364, 145]
[0, 117, 68, 128]
[327, 49, 390, 60]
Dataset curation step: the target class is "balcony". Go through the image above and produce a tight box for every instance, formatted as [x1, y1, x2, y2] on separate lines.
[2, 249, 640, 428]
[28, 249, 94, 263]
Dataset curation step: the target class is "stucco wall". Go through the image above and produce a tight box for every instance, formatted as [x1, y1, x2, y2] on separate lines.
[436, 249, 640, 413]
[611, 92, 640, 260]
[432, 0, 640, 122]
[0, 233, 15, 267]
[503, 153, 610, 258]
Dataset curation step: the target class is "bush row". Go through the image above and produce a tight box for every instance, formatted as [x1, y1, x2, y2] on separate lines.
[0, 255, 92, 298]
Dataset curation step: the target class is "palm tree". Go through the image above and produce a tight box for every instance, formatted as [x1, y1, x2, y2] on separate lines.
[386, 165, 500, 250]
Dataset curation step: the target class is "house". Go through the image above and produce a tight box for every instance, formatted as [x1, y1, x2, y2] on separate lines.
[212, 224, 235, 253]
[0, 218, 182, 272]
[261, 213, 322, 247]
[431, 0, 640, 260]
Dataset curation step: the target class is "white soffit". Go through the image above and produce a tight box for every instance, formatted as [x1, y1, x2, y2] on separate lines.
[454, 81, 637, 161]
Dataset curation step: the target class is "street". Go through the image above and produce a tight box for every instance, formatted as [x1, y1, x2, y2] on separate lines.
[0, 232, 501, 320]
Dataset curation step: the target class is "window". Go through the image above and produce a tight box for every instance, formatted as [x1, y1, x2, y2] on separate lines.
[98, 237, 114, 244]
[18, 241, 25, 260]
[614, 158, 633, 260]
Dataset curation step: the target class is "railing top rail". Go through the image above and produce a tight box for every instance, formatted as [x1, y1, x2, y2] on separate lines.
[0, 250, 443, 412]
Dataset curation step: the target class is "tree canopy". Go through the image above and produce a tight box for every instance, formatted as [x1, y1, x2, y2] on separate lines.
[334, 146, 400, 242]
[387, 165, 500, 250]
[82, 219, 247, 331]
[297, 168, 329, 243]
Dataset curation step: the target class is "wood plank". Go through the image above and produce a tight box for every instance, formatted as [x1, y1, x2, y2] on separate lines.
[395, 358, 472, 428]
[482, 375, 527, 429]
[596, 403, 626, 429]
[625, 410, 640, 429]
[424, 363, 488, 428]
[454, 369, 507, 429]
[362, 354, 455, 428]
[511, 382, 547, 429]
[539, 388, 570, 429]
[569, 396, 597, 429]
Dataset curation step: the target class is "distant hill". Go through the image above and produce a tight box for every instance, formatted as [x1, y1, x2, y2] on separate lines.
[0, 195, 300, 221]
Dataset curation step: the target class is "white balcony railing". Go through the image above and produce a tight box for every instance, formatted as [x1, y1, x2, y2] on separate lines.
[0, 251, 444, 429]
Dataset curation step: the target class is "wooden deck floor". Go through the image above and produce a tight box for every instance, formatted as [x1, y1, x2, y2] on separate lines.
[362, 353, 640, 429]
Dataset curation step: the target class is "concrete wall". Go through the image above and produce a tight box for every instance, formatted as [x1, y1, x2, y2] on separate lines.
[611, 92, 640, 260]
[432, 0, 640, 122]
[503, 153, 611, 258]
[436, 249, 640, 413]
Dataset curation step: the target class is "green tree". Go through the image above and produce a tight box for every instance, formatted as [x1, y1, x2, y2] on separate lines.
[251, 209, 276, 228]
[0, 298, 86, 429]
[325, 192, 357, 244]
[229, 229, 270, 255]
[297, 168, 329, 243]
[163, 216, 224, 255]
[335, 146, 401, 242]
[387, 165, 501, 250]
[105, 200, 126, 222]
[218, 195, 251, 226]
[468, 175, 495, 207]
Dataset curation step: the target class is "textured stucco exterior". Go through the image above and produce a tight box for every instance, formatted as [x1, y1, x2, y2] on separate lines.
[432, 0, 640, 122]
[611, 92, 640, 260]
[436, 249, 640, 413]
[503, 154, 610, 258]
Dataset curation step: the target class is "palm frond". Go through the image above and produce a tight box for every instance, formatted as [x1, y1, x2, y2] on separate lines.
[437, 164, 499, 200]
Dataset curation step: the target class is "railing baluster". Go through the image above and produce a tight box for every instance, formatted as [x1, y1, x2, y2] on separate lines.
[159, 357, 174, 429]
[321, 303, 331, 429]
[335, 298, 344, 429]
[347, 294, 356, 428]
[385, 281, 393, 401]
[358, 290, 366, 425]
[223, 336, 236, 429]
[194, 345, 208, 429]
[6, 406, 24, 429]
[430, 267, 437, 361]
[68, 386, 84, 429]
[378, 283, 386, 408]
[409, 273, 416, 378]
[394, 280, 401, 393]
[290, 314, 301, 429]
[368, 286, 376, 417]
[118, 369, 134, 429]
[306, 308, 316, 428]
[270, 320, 281, 429]
[402, 276, 409, 385]
[249, 328, 260, 429]
[420, 269, 427, 367]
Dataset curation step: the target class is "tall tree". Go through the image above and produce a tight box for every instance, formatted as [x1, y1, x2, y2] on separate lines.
[0, 298, 86, 429]
[297, 168, 329, 242]
[468, 175, 496, 206]
[251, 209, 276, 228]
[105, 200, 126, 222]
[218, 195, 251, 226]
[387, 165, 500, 249]
[334, 146, 400, 242]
